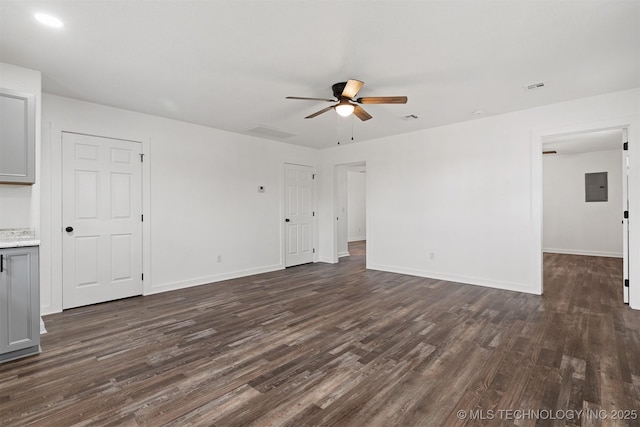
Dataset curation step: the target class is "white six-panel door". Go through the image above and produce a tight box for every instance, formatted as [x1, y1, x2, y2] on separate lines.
[285, 164, 314, 267]
[62, 132, 143, 309]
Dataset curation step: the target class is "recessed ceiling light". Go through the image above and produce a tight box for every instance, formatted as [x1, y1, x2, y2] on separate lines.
[473, 110, 485, 116]
[35, 13, 64, 28]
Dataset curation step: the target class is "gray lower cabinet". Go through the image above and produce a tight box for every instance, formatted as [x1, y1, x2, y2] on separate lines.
[0, 246, 40, 363]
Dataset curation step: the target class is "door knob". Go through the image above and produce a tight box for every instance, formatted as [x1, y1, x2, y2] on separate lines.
[285, 219, 290, 222]
[65, 226, 74, 232]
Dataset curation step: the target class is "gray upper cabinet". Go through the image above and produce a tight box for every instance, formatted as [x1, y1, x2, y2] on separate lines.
[0, 88, 36, 184]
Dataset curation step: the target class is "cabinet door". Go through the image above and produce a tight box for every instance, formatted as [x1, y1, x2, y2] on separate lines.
[0, 247, 40, 354]
[0, 88, 36, 184]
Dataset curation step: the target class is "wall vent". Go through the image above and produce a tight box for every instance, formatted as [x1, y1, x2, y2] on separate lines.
[248, 126, 295, 139]
[525, 82, 545, 90]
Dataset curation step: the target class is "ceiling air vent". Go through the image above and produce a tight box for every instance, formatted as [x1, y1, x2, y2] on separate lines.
[525, 82, 545, 90]
[248, 126, 295, 139]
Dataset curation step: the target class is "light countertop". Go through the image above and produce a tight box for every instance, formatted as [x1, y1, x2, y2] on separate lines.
[0, 228, 40, 248]
[0, 239, 40, 249]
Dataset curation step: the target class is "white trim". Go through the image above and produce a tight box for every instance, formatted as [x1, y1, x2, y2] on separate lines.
[332, 165, 339, 264]
[146, 264, 284, 295]
[338, 251, 350, 258]
[39, 119, 55, 315]
[347, 237, 366, 243]
[365, 165, 370, 270]
[313, 168, 319, 263]
[628, 120, 640, 310]
[141, 138, 152, 296]
[282, 162, 317, 267]
[332, 160, 367, 265]
[46, 121, 150, 314]
[368, 263, 538, 295]
[543, 249, 623, 258]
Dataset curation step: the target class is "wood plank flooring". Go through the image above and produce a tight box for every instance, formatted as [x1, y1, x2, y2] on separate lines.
[2, 243, 639, 426]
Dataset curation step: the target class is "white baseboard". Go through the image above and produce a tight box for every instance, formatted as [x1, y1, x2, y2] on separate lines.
[317, 256, 336, 264]
[41, 306, 58, 316]
[543, 248, 623, 258]
[145, 263, 284, 295]
[348, 237, 366, 243]
[366, 262, 539, 295]
[338, 251, 350, 258]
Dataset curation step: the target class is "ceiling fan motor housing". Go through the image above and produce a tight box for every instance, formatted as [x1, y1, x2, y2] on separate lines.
[332, 82, 348, 99]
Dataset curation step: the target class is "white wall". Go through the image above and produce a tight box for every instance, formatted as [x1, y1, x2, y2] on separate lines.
[347, 170, 366, 242]
[317, 89, 640, 305]
[543, 149, 622, 257]
[0, 63, 41, 232]
[29, 85, 640, 312]
[40, 94, 316, 314]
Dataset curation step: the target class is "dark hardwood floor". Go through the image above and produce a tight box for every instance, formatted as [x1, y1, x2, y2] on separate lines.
[2, 244, 639, 426]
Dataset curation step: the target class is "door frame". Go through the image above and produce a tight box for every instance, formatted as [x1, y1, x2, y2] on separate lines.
[332, 161, 367, 264]
[46, 122, 151, 313]
[60, 132, 143, 309]
[282, 162, 317, 267]
[531, 116, 637, 307]
[622, 127, 630, 303]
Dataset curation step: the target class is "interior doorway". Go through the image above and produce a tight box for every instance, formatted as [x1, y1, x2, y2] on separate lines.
[541, 127, 628, 302]
[347, 165, 366, 244]
[333, 161, 366, 263]
[348, 240, 366, 257]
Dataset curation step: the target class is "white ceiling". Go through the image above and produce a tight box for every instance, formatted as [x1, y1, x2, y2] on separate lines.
[543, 129, 624, 155]
[1, 1, 638, 149]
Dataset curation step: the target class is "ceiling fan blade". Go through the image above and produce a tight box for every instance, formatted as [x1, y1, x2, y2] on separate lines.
[342, 79, 364, 99]
[353, 105, 372, 121]
[356, 96, 408, 104]
[286, 96, 335, 102]
[305, 106, 334, 119]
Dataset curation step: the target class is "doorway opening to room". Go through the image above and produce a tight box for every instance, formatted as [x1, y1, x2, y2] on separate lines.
[541, 127, 628, 303]
[334, 161, 367, 263]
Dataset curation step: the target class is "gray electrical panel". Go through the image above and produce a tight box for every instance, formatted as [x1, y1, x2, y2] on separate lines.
[585, 172, 608, 202]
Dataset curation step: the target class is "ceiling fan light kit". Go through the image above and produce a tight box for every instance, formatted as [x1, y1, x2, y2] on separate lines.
[335, 100, 355, 117]
[286, 79, 408, 121]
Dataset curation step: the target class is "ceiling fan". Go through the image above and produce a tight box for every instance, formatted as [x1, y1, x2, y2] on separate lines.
[286, 79, 408, 121]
